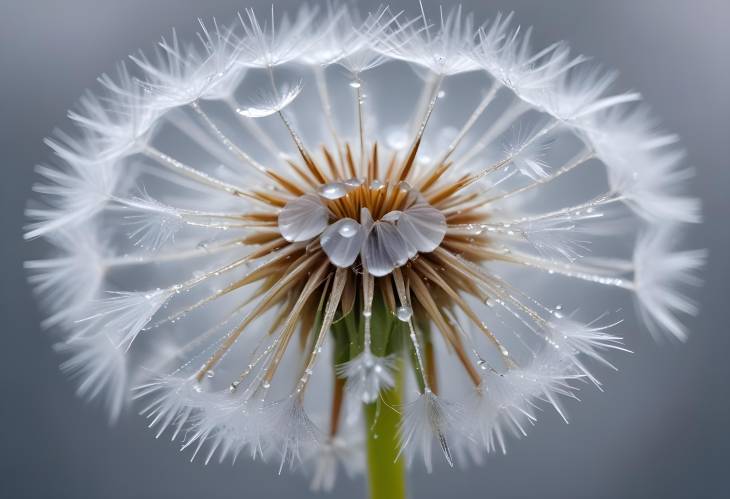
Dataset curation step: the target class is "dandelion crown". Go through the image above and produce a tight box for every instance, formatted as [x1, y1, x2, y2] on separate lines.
[25, 3, 703, 494]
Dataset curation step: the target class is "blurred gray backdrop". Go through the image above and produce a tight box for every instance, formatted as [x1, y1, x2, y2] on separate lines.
[1, 1, 728, 498]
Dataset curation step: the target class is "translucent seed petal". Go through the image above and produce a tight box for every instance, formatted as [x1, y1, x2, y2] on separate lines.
[278, 194, 329, 242]
[320, 218, 366, 267]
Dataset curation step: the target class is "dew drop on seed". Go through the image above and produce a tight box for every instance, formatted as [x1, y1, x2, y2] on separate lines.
[396, 306, 412, 322]
[337, 219, 359, 238]
[344, 177, 364, 188]
[317, 182, 348, 200]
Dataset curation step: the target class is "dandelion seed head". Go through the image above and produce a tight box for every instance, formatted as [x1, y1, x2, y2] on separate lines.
[27, 3, 702, 483]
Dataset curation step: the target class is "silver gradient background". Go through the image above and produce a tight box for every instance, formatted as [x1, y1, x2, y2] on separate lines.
[1, 1, 728, 498]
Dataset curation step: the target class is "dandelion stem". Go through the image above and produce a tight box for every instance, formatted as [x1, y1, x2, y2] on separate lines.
[364, 356, 406, 499]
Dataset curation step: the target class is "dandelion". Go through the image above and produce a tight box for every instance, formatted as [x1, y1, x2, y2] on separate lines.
[26, 4, 704, 498]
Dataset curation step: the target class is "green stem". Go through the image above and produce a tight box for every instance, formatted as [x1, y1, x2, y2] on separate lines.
[364, 361, 406, 499]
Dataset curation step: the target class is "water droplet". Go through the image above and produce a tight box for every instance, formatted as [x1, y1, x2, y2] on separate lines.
[362, 310, 372, 318]
[370, 179, 384, 190]
[344, 177, 364, 188]
[485, 298, 495, 308]
[206, 370, 215, 378]
[477, 359, 488, 370]
[349, 81, 361, 88]
[317, 182, 348, 200]
[337, 219, 360, 238]
[229, 381, 239, 392]
[193, 384, 203, 393]
[396, 306, 412, 322]
[437, 90, 446, 99]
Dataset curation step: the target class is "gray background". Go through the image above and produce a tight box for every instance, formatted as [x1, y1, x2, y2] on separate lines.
[1, 0, 728, 498]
